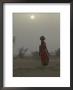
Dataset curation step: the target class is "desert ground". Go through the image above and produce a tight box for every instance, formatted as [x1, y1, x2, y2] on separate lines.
[13, 56, 60, 77]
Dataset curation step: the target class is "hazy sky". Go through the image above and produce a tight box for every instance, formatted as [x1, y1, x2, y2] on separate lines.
[13, 13, 60, 55]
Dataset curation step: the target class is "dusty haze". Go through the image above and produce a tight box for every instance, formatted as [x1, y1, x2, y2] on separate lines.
[13, 13, 60, 55]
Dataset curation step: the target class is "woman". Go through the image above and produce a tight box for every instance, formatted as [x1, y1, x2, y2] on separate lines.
[39, 36, 49, 65]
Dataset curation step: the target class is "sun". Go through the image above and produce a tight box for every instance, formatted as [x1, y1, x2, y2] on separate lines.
[30, 15, 35, 20]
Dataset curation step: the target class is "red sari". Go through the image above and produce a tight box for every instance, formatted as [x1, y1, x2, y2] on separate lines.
[39, 42, 49, 65]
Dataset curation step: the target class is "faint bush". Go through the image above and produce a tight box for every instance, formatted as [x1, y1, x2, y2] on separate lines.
[18, 47, 25, 58]
[32, 51, 40, 59]
[56, 48, 60, 57]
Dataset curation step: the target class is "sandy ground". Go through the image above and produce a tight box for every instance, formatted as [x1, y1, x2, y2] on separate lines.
[13, 56, 60, 77]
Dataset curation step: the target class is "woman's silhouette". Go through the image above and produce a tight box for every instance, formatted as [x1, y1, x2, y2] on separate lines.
[39, 36, 49, 65]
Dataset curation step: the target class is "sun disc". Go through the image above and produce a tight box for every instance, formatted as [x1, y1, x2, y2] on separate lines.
[30, 15, 35, 20]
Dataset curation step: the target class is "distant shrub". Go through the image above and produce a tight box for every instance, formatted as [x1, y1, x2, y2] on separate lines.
[32, 51, 40, 59]
[56, 48, 60, 56]
[18, 47, 24, 58]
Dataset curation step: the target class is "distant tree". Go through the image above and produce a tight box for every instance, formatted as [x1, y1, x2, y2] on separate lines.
[56, 48, 60, 56]
[32, 51, 39, 59]
[13, 36, 15, 44]
[13, 36, 15, 58]
[18, 47, 24, 58]
[32, 51, 39, 56]
[18, 48, 29, 58]
[24, 48, 28, 54]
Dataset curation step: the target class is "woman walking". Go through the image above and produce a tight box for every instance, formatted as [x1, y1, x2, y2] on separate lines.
[39, 36, 49, 65]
